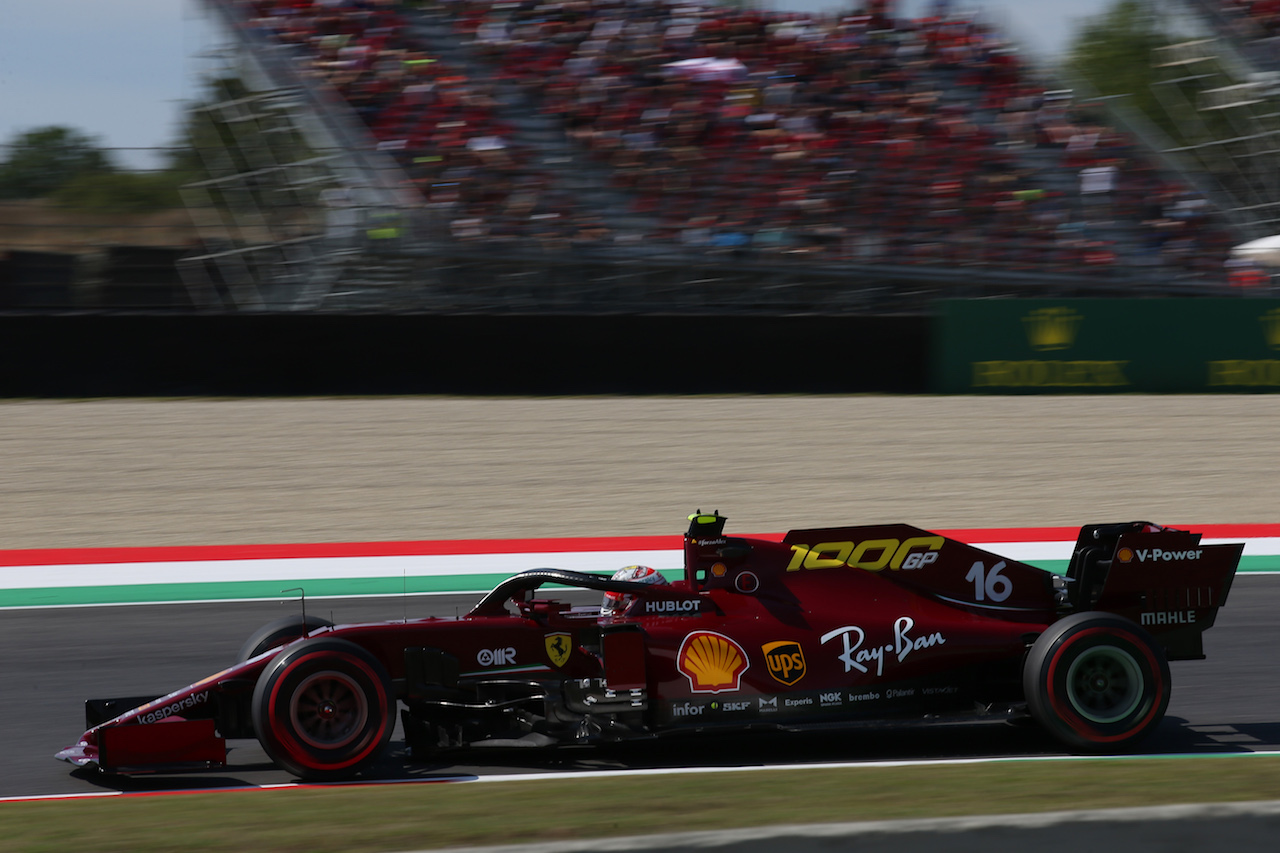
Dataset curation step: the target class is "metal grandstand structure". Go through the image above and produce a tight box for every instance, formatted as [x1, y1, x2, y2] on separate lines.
[180, 0, 422, 310]
[1074, 1, 1280, 244]
[173, 0, 1247, 314]
[1149, 32, 1280, 240]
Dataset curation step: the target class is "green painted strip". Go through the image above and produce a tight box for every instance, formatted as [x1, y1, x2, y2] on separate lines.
[0, 568, 689, 608]
[3, 562, 1277, 609]
[1234, 556, 1276, 571]
[0, 573, 522, 608]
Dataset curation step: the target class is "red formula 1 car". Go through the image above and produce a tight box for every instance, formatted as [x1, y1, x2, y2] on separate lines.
[58, 512, 1242, 781]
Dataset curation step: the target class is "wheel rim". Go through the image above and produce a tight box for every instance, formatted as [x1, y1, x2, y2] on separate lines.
[288, 671, 369, 750]
[1064, 643, 1143, 724]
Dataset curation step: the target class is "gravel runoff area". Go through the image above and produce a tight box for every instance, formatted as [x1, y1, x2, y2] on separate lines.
[2, 396, 1277, 550]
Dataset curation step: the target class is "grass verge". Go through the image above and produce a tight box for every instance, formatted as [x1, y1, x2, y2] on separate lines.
[5, 756, 1280, 852]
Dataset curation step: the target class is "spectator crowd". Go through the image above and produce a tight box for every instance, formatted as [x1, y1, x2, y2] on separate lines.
[1217, 0, 1280, 41]
[223, 0, 1253, 287]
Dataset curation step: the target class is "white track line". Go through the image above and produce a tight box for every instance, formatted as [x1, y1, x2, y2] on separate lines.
[10, 751, 1280, 804]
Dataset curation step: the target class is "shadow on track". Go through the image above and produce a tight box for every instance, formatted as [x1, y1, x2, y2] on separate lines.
[60, 716, 1280, 795]
[1146, 718, 1280, 755]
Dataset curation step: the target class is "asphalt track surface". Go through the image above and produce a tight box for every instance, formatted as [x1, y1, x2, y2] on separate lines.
[4, 396, 1280, 797]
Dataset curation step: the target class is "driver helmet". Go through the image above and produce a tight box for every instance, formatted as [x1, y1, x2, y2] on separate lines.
[601, 565, 668, 616]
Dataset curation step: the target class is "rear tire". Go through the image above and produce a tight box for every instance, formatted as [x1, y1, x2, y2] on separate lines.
[1023, 612, 1170, 752]
[252, 637, 394, 781]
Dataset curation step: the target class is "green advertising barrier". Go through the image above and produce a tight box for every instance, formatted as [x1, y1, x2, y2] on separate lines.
[935, 299, 1280, 393]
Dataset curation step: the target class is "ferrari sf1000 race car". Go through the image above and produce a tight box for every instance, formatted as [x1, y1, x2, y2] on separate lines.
[58, 512, 1242, 781]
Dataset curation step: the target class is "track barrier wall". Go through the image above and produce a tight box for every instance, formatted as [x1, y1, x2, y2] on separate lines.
[935, 298, 1280, 393]
[0, 314, 927, 396]
[5, 299, 1280, 396]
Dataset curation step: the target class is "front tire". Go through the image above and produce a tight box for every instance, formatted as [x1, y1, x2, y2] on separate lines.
[237, 615, 335, 663]
[252, 637, 394, 781]
[1023, 612, 1170, 752]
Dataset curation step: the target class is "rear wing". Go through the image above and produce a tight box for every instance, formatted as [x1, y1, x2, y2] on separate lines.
[1066, 522, 1242, 660]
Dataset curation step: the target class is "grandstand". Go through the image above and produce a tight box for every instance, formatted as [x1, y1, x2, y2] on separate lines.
[5, 0, 1276, 313]
[1137, 1, 1280, 240]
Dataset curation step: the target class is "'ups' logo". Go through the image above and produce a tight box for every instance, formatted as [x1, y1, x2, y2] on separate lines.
[545, 632, 572, 668]
[762, 640, 806, 685]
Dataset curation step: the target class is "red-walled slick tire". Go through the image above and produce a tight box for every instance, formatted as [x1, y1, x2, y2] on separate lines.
[1023, 612, 1171, 753]
[236, 615, 335, 663]
[252, 637, 395, 781]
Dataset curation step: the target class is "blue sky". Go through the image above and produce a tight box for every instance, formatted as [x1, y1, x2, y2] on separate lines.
[0, 0, 211, 169]
[0, 1, 1113, 170]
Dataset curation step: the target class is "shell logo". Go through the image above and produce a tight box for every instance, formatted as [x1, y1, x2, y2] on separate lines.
[677, 631, 749, 693]
[1117, 547, 1134, 563]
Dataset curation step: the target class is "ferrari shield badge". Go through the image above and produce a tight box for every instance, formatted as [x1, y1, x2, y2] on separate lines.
[545, 632, 572, 668]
